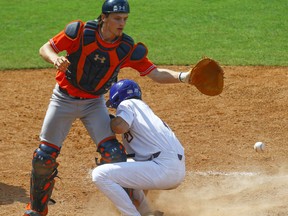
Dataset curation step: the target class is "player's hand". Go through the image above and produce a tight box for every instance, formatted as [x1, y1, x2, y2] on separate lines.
[53, 56, 70, 72]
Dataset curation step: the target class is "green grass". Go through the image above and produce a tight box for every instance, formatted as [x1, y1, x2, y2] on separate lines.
[1, 0, 287, 69]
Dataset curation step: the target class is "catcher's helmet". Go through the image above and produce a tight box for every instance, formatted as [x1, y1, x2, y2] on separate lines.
[102, 0, 130, 14]
[107, 79, 142, 108]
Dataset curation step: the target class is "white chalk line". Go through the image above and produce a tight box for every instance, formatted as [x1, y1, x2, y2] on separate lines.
[188, 171, 259, 177]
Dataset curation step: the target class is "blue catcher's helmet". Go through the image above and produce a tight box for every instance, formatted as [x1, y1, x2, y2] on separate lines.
[107, 79, 142, 108]
[102, 0, 130, 14]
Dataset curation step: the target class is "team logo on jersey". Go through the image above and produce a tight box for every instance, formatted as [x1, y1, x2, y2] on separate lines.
[94, 54, 106, 63]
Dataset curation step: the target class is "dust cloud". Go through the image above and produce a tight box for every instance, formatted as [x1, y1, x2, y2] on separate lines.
[84, 168, 288, 216]
[151, 168, 288, 216]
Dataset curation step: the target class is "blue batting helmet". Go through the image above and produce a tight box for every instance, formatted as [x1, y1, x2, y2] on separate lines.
[106, 79, 142, 108]
[102, 0, 130, 14]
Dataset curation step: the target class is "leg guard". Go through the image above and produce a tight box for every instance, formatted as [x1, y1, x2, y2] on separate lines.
[28, 143, 60, 214]
[96, 138, 127, 164]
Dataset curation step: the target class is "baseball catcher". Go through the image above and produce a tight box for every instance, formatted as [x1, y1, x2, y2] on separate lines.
[178, 57, 224, 96]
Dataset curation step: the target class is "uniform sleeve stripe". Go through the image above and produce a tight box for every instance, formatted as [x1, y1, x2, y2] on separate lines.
[49, 39, 60, 53]
[140, 65, 156, 76]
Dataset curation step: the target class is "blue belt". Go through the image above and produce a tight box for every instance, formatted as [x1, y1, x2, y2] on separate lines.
[149, 152, 183, 161]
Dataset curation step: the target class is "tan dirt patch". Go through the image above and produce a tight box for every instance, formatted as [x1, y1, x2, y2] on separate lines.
[1, 66, 288, 215]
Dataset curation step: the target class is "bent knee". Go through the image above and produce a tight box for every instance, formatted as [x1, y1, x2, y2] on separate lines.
[32, 143, 60, 176]
[91, 166, 108, 185]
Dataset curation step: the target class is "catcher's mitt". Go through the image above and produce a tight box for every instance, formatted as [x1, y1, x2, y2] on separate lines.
[188, 57, 224, 96]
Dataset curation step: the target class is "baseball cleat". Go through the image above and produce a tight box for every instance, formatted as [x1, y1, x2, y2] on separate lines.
[23, 210, 42, 216]
[23, 203, 47, 216]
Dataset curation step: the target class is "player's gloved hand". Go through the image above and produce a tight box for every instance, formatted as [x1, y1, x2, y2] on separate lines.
[178, 57, 224, 96]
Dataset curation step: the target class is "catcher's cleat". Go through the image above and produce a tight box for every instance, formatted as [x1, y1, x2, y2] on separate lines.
[23, 203, 47, 216]
[23, 210, 43, 216]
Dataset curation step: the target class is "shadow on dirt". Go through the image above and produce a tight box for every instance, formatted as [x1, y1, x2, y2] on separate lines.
[0, 182, 29, 205]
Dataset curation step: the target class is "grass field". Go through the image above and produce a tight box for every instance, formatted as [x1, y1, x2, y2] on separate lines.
[1, 0, 287, 69]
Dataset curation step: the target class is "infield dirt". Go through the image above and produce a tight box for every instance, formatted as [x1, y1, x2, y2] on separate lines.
[1, 66, 288, 216]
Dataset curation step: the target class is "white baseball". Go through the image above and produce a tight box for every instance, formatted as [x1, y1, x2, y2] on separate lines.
[254, 142, 265, 152]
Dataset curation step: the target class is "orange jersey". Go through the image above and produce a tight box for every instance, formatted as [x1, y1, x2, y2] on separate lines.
[49, 20, 156, 98]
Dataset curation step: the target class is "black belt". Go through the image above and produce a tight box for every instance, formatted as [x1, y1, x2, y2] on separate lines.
[58, 86, 90, 100]
[148, 152, 183, 161]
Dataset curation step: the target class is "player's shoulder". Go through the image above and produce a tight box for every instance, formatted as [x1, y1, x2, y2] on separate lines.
[121, 33, 134, 46]
[126, 99, 148, 108]
[119, 99, 134, 108]
[84, 20, 99, 30]
[118, 99, 139, 109]
[64, 20, 85, 39]
[119, 37, 148, 63]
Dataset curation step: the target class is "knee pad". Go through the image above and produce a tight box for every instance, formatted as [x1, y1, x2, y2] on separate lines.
[97, 138, 127, 164]
[32, 143, 60, 177]
[30, 143, 60, 213]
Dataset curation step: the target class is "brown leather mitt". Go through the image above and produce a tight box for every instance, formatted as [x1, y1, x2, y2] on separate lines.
[189, 57, 224, 96]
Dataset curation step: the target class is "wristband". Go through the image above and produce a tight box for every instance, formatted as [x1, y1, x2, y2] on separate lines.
[178, 72, 184, 83]
[179, 72, 189, 83]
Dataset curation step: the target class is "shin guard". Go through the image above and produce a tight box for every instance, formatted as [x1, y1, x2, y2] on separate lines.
[29, 143, 60, 213]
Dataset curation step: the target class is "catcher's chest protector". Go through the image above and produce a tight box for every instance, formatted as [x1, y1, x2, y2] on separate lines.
[66, 21, 134, 95]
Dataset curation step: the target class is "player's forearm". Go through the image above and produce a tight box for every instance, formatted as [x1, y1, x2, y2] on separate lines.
[110, 117, 129, 134]
[39, 42, 59, 64]
[147, 68, 189, 84]
[39, 42, 70, 71]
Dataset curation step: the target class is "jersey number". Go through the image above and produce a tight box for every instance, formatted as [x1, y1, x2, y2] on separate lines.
[124, 131, 133, 143]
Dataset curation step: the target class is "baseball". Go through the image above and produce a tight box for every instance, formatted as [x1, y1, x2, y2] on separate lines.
[254, 141, 265, 152]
